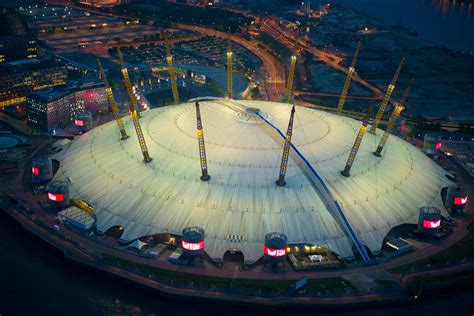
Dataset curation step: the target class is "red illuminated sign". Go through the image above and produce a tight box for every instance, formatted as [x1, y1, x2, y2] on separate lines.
[435, 142, 442, 150]
[401, 123, 406, 132]
[182, 240, 204, 251]
[83, 91, 96, 100]
[454, 196, 468, 205]
[32, 167, 39, 175]
[264, 245, 286, 257]
[423, 219, 441, 229]
[75, 119, 84, 127]
[48, 192, 64, 202]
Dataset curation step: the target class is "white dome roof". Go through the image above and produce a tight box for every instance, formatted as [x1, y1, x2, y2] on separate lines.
[52, 100, 451, 263]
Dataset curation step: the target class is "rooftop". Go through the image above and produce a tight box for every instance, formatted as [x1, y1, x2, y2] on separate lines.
[27, 81, 104, 103]
[0, 57, 64, 73]
[51, 100, 451, 263]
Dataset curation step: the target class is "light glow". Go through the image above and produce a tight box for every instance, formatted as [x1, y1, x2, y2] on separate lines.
[435, 142, 442, 150]
[264, 245, 286, 257]
[48, 192, 64, 202]
[75, 119, 84, 127]
[454, 196, 468, 205]
[182, 240, 204, 251]
[423, 219, 440, 229]
[32, 167, 39, 175]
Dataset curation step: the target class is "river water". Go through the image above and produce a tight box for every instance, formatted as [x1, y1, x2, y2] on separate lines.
[315, 0, 474, 52]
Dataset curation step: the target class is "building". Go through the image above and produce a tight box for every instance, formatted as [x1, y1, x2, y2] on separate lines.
[50, 100, 452, 264]
[0, 9, 37, 63]
[27, 82, 109, 131]
[58, 206, 96, 231]
[0, 35, 37, 64]
[0, 58, 67, 108]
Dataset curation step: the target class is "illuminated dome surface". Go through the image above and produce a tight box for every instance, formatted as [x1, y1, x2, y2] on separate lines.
[52, 100, 451, 263]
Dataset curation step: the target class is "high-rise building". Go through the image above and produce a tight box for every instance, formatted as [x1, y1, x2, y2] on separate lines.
[0, 58, 67, 108]
[27, 82, 109, 131]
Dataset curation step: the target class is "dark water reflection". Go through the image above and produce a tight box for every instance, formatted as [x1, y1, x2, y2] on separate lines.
[315, 0, 474, 52]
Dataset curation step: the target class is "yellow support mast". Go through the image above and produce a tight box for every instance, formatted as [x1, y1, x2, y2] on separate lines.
[370, 58, 405, 134]
[116, 45, 140, 115]
[129, 109, 152, 163]
[341, 100, 376, 177]
[285, 41, 298, 104]
[195, 101, 210, 181]
[164, 31, 180, 105]
[374, 78, 414, 157]
[276, 105, 296, 187]
[97, 59, 128, 140]
[336, 42, 361, 115]
[227, 31, 233, 99]
[116, 47, 152, 163]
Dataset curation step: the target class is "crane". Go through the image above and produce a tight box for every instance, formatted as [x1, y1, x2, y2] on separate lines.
[285, 40, 298, 104]
[336, 42, 361, 115]
[195, 101, 210, 181]
[227, 31, 233, 99]
[276, 105, 296, 187]
[116, 47, 152, 163]
[97, 59, 128, 140]
[341, 100, 376, 177]
[164, 31, 180, 105]
[374, 78, 414, 157]
[370, 58, 405, 134]
[116, 45, 140, 115]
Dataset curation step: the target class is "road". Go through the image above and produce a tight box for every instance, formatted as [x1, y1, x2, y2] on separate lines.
[295, 90, 380, 100]
[42, 0, 463, 131]
[83, 34, 205, 56]
[173, 23, 286, 101]
[259, 18, 389, 99]
[43, 0, 288, 102]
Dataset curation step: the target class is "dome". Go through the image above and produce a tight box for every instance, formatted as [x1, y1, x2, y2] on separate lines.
[51, 99, 451, 263]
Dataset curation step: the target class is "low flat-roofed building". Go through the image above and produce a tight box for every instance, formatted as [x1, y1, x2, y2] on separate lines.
[385, 237, 413, 255]
[58, 206, 96, 230]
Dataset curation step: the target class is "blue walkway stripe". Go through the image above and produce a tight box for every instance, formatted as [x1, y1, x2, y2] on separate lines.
[256, 112, 370, 262]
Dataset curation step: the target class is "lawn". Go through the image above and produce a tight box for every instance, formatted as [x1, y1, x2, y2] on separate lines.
[102, 253, 231, 289]
[103, 254, 353, 295]
[407, 268, 474, 296]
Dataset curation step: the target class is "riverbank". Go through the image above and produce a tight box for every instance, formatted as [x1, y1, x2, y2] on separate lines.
[2, 196, 474, 309]
[0, 203, 397, 307]
[2, 207, 474, 315]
